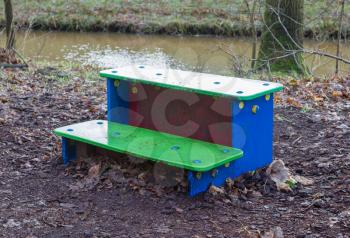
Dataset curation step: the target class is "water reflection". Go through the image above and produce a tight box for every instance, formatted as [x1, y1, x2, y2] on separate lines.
[3, 31, 349, 76]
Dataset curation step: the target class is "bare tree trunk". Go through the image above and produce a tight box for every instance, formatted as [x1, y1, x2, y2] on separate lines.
[256, 0, 307, 75]
[335, 0, 345, 75]
[244, 0, 258, 69]
[4, 0, 15, 49]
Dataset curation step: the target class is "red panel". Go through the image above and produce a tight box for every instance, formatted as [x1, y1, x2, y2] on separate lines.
[129, 84, 232, 146]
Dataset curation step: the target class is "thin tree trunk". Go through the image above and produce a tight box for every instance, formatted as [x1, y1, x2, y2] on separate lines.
[244, 0, 258, 69]
[335, 0, 345, 75]
[256, 0, 307, 75]
[4, 0, 15, 49]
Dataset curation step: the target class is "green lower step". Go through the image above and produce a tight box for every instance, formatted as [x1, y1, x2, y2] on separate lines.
[53, 120, 243, 172]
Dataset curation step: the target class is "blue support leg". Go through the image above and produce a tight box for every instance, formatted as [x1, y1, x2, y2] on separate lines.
[62, 137, 77, 165]
[107, 78, 129, 124]
[231, 94, 274, 177]
[188, 94, 274, 197]
[188, 162, 236, 196]
[188, 170, 212, 197]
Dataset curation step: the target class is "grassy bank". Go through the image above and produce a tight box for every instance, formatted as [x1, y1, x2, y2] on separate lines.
[0, 0, 349, 37]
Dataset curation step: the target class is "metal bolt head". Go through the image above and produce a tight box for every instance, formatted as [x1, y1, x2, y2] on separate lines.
[131, 86, 138, 94]
[114, 80, 120, 88]
[239, 101, 244, 109]
[252, 105, 259, 114]
[265, 94, 271, 101]
[224, 162, 230, 168]
[196, 172, 202, 180]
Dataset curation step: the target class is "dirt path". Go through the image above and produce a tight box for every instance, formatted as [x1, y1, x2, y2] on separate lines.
[0, 68, 349, 237]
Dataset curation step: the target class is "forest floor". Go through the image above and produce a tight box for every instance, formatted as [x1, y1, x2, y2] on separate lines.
[0, 0, 349, 37]
[0, 65, 349, 238]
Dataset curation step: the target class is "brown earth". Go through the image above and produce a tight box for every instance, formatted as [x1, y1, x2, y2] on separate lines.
[0, 67, 349, 238]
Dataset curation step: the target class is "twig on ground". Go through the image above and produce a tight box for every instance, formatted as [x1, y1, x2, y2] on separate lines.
[0, 63, 28, 68]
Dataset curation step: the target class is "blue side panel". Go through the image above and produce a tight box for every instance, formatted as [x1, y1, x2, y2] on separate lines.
[107, 78, 129, 124]
[188, 162, 236, 197]
[231, 95, 274, 177]
[211, 162, 236, 186]
[62, 137, 76, 165]
[188, 95, 274, 197]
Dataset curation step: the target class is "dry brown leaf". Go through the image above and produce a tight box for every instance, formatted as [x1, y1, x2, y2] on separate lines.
[286, 97, 302, 108]
[209, 185, 225, 196]
[266, 160, 290, 184]
[332, 91, 343, 97]
[288, 79, 298, 86]
[88, 163, 101, 178]
[276, 182, 292, 192]
[242, 227, 284, 238]
[260, 227, 284, 238]
[293, 175, 314, 186]
[313, 96, 324, 102]
[266, 160, 293, 192]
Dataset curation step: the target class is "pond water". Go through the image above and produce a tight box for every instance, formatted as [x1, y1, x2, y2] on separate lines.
[5, 31, 350, 76]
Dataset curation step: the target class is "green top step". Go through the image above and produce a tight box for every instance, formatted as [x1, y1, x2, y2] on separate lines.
[54, 120, 243, 172]
[100, 65, 283, 100]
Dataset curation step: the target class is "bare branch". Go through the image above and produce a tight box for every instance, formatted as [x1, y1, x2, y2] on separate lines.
[300, 49, 350, 65]
[336, 0, 345, 74]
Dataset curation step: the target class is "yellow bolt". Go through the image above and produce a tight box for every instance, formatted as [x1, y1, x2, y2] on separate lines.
[211, 169, 218, 177]
[196, 172, 202, 180]
[265, 94, 271, 101]
[131, 86, 138, 94]
[224, 162, 230, 168]
[252, 105, 259, 114]
[114, 80, 120, 88]
[239, 101, 244, 109]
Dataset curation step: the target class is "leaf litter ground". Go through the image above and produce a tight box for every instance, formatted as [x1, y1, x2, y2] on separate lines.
[0, 66, 349, 237]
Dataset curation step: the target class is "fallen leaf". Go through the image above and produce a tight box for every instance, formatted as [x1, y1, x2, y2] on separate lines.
[225, 177, 234, 189]
[276, 182, 292, 192]
[286, 97, 302, 108]
[266, 160, 293, 192]
[332, 91, 343, 97]
[3, 219, 21, 228]
[339, 210, 350, 218]
[288, 79, 298, 86]
[88, 163, 101, 178]
[293, 175, 314, 186]
[242, 226, 284, 238]
[175, 207, 184, 213]
[328, 217, 339, 228]
[313, 96, 324, 102]
[266, 160, 290, 184]
[260, 226, 284, 238]
[209, 185, 225, 196]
